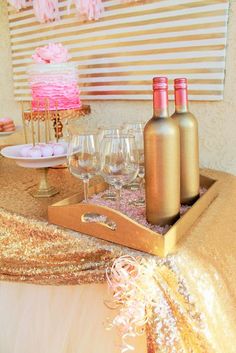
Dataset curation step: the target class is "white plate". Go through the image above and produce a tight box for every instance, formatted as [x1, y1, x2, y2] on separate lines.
[0, 126, 22, 137]
[1, 143, 68, 168]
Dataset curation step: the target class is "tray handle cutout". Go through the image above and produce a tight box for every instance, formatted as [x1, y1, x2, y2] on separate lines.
[81, 213, 117, 231]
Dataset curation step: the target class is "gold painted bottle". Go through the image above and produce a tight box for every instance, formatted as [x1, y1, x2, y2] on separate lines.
[171, 78, 199, 205]
[144, 77, 180, 226]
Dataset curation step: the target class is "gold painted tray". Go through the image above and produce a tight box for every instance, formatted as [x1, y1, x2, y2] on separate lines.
[48, 174, 219, 257]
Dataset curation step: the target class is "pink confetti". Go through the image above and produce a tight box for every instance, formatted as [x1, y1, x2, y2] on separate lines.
[87, 187, 207, 235]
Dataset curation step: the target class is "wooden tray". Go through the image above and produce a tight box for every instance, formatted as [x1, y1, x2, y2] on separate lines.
[48, 174, 219, 257]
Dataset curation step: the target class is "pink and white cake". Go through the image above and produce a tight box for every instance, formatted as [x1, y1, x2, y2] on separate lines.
[28, 43, 81, 111]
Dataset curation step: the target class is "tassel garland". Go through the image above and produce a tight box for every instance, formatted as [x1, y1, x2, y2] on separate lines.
[8, 0, 103, 22]
[67, 0, 104, 21]
[8, 0, 29, 10]
[33, 0, 60, 23]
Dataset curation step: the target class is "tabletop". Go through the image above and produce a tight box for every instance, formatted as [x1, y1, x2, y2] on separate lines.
[0, 157, 236, 352]
[0, 157, 235, 285]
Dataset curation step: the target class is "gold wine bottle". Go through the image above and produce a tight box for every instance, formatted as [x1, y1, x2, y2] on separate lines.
[171, 78, 199, 205]
[144, 77, 180, 226]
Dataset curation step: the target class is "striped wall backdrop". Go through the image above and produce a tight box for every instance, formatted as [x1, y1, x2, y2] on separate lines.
[8, 0, 230, 101]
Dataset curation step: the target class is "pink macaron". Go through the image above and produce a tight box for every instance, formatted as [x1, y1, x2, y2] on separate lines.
[28, 146, 42, 158]
[52, 143, 65, 156]
[40, 145, 54, 157]
[20, 145, 32, 157]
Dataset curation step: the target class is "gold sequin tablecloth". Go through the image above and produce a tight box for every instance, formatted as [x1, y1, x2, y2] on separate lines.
[0, 158, 125, 285]
[0, 158, 236, 353]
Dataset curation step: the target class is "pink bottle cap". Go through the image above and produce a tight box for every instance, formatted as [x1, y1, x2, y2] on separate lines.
[174, 78, 188, 89]
[153, 77, 168, 90]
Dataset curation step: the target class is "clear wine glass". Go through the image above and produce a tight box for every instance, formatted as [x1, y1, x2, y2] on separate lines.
[97, 127, 121, 144]
[100, 134, 139, 210]
[128, 129, 145, 206]
[121, 123, 144, 190]
[122, 121, 145, 134]
[67, 132, 100, 203]
[97, 127, 121, 200]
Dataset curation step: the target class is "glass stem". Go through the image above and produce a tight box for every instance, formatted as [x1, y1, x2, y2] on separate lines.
[83, 179, 89, 203]
[140, 176, 144, 190]
[108, 184, 113, 195]
[115, 187, 121, 210]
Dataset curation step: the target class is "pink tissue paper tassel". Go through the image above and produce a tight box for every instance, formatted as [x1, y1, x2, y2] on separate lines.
[67, 0, 104, 21]
[8, 0, 29, 10]
[33, 0, 60, 23]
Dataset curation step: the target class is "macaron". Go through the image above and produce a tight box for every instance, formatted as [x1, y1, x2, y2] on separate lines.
[20, 145, 32, 157]
[52, 143, 65, 156]
[0, 118, 12, 123]
[28, 146, 42, 158]
[40, 145, 54, 157]
[0, 118, 15, 132]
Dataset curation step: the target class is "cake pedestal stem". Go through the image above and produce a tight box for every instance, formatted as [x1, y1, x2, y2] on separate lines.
[30, 168, 59, 198]
[53, 114, 63, 141]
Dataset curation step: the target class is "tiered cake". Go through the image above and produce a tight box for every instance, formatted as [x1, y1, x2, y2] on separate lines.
[28, 43, 81, 111]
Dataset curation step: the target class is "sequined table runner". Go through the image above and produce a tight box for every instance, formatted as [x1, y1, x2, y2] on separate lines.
[0, 158, 127, 284]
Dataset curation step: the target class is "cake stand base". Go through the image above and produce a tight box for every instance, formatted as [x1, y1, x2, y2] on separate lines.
[50, 163, 67, 170]
[30, 168, 59, 198]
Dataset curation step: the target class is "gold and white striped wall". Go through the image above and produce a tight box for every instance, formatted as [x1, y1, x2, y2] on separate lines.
[8, 0, 230, 101]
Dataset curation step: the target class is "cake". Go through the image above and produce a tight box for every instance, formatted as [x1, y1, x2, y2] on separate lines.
[28, 43, 81, 111]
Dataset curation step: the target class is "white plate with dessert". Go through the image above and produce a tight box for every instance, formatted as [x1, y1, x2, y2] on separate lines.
[0, 126, 22, 136]
[1, 142, 68, 168]
[0, 118, 21, 136]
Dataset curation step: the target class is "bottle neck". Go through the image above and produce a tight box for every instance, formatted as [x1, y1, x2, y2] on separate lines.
[175, 88, 189, 113]
[153, 89, 169, 118]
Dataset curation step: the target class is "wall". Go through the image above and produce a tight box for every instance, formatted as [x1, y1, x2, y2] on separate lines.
[0, 0, 236, 175]
[0, 0, 19, 141]
[9, 0, 228, 102]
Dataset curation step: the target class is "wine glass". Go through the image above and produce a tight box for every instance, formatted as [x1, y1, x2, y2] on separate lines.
[128, 129, 145, 206]
[100, 134, 139, 210]
[67, 132, 100, 203]
[97, 127, 121, 200]
[97, 127, 121, 144]
[122, 121, 145, 133]
[121, 123, 144, 190]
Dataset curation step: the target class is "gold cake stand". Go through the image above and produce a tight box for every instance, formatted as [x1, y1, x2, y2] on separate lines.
[30, 168, 59, 198]
[20, 103, 91, 198]
[22, 104, 91, 143]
